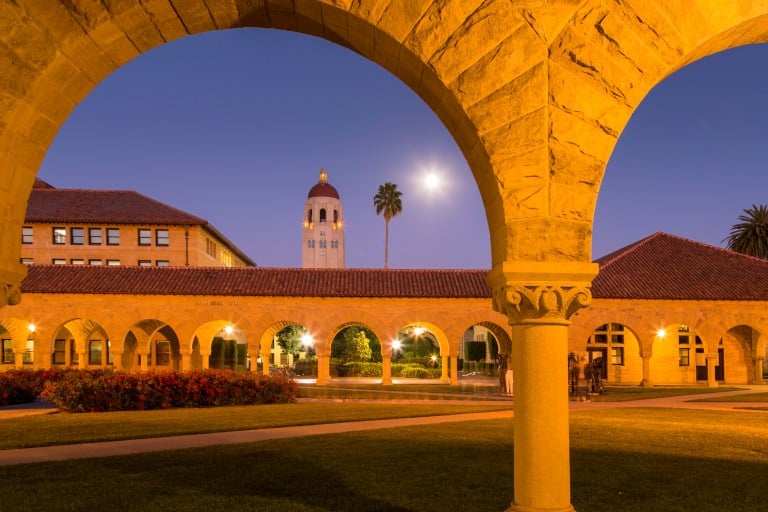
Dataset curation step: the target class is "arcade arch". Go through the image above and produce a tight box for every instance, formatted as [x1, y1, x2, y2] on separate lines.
[4, 4, 768, 512]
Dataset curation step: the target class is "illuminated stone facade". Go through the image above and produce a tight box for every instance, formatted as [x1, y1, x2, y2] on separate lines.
[21, 180, 255, 268]
[3, 3, 768, 511]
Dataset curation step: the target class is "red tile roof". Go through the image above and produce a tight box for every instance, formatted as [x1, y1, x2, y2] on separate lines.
[593, 232, 768, 300]
[19, 233, 768, 301]
[26, 188, 207, 225]
[21, 266, 493, 298]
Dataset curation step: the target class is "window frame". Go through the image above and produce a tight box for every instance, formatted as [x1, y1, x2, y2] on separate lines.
[53, 339, 66, 365]
[52, 258, 65, 265]
[21, 226, 33, 244]
[156, 229, 169, 246]
[70, 227, 84, 245]
[138, 228, 152, 246]
[155, 260, 169, 267]
[106, 259, 120, 266]
[88, 227, 102, 245]
[106, 228, 120, 246]
[2, 339, 14, 364]
[52, 227, 66, 244]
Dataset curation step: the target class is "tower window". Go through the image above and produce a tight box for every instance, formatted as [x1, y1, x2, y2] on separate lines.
[334, 210, 338, 223]
[307, 209, 313, 223]
[319, 209, 327, 222]
[320, 240, 327, 248]
[307, 240, 315, 248]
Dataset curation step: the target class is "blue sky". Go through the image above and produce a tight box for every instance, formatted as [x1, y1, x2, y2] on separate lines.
[37, 29, 768, 269]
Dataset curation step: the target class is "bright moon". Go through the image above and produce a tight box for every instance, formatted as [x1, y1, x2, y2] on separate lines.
[424, 173, 441, 191]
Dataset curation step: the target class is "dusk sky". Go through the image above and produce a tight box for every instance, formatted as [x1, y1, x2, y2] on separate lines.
[37, 29, 768, 269]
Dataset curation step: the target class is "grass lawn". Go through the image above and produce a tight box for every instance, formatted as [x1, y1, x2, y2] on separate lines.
[0, 408, 764, 511]
[689, 392, 768, 402]
[0, 402, 512, 450]
[298, 382, 507, 401]
[587, 386, 745, 402]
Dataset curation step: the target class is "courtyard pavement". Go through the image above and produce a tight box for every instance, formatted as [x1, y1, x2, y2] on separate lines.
[0, 385, 764, 467]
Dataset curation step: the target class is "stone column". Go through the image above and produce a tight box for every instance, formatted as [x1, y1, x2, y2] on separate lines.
[200, 351, 210, 370]
[316, 354, 330, 385]
[752, 356, 763, 384]
[488, 262, 597, 512]
[13, 341, 24, 370]
[138, 348, 149, 371]
[641, 352, 653, 387]
[449, 355, 459, 385]
[180, 351, 192, 371]
[706, 354, 719, 387]
[382, 345, 393, 386]
[260, 343, 271, 376]
[440, 355, 450, 383]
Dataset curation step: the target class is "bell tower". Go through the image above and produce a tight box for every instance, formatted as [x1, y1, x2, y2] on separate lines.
[302, 169, 345, 268]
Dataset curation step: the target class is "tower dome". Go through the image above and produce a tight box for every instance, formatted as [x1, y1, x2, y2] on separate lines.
[307, 168, 340, 199]
[302, 169, 344, 268]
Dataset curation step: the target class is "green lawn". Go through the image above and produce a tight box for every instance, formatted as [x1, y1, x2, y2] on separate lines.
[690, 391, 768, 402]
[587, 386, 745, 402]
[0, 408, 765, 511]
[298, 382, 507, 401]
[0, 402, 512, 450]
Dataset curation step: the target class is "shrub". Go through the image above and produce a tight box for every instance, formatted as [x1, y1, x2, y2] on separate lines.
[293, 358, 317, 377]
[41, 369, 298, 413]
[339, 362, 382, 377]
[399, 366, 441, 379]
[0, 368, 67, 406]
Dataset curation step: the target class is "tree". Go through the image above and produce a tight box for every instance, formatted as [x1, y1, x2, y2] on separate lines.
[275, 324, 306, 355]
[373, 182, 403, 269]
[342, 330, 373, 363]
[724, 204, 768, 259]
[332, 326, 380, 362]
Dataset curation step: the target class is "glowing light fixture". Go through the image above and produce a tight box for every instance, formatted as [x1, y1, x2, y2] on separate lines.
[301, 334, 313, 347]
[656, 328, 666, 339]
[412, 326, 426, 336]
[224, 325, 234, 335]
[430, 355, 438, 362]
[392, 339, 402, 351]
[27, 323, 36, 333]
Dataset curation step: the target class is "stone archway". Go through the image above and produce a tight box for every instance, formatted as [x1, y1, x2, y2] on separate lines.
[4, 3, 768, 511]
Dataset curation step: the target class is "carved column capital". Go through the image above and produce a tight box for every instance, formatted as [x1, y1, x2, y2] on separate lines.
[0, 263, 27, 308]
[487, 261, 598, 325]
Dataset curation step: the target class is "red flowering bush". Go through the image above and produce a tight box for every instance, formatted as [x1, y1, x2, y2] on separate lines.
[0, 369, 67, 406]
[40, 369, 298, 413]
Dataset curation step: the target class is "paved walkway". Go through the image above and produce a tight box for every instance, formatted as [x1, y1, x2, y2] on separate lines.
[0, 385, 764, 467]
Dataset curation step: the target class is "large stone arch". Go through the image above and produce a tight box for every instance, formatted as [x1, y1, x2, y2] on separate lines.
[4, 4, 768, 512]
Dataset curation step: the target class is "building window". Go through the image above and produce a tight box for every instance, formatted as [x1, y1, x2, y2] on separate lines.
[334, 210, 339, 223]
[89, 340, 102, 365]
[89, 228, 102, 245]
[156, 229, 169, 246]
[71, 227, 84, 245]
[319, 208, 327, 222]
[88, 259, 102, 266]
[20, 258, 33, 265]
[155, 340, 171, 366]
[106, 228, 120, 245]
[331, 240, 338, 249]
[71, 259, 85, 265]
[138, 229, 152, 246]
[53, 227, 66, 244]
[206, 238, 217, 257]
[53, 339, 66, 365]
[138, 260, 151, 267]
[52, 258, 65, 265]
[679, 348, 690, 366]
[307, 209, 313, 223]
[156, 260, 169, 267]
[23, 339, 33, 364]
[307, 240, 314, 249]
[319, 240, 327, 248]
[22, 226, 33, 244]
[2, 339, 13, 364]
[611, 346, 624, 365]
[106, 259, 120, 266]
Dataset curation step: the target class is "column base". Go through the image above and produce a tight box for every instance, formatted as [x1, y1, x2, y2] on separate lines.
[707, 381, 719, 388]
[506, 503, 576, 512]
[641, 379, 653, 387]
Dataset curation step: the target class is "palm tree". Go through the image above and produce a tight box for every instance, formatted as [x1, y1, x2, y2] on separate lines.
[724, 204, 768, 259]
[373, 182, 403, 269]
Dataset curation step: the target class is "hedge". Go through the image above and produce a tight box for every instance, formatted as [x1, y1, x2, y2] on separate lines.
[38, 369, 298, 413]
